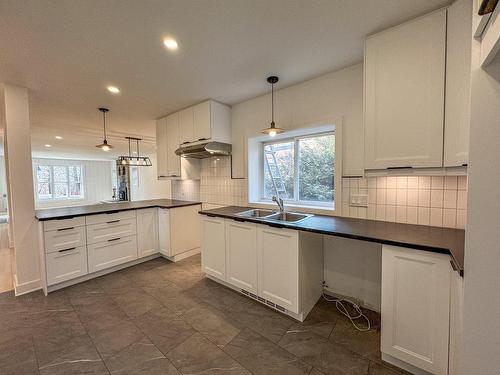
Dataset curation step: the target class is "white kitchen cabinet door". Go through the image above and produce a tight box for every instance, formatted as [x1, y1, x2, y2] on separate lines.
[44, 226, 86, 253]
[193, 101, 211, 142]
[156, 117, 169, 178]
[381, 245, 451, 375]
[88, 236, 138, 273]
[136, 208, 158, 258]
[46, 246, 88, 286]
[166, 112, 181, 177]
[257, 225, 299, 314]
[444, 0, 472, 167]
[225, 220, 257, 293]
[201, 216, 226, 280]
[448, 272, 464, 375]
[169, 204, 201, 256]
[179, 107, 194, 145]
[86, 218, 137, 245]
[364, 9, 446, 169]
[157, 208, 171, 256]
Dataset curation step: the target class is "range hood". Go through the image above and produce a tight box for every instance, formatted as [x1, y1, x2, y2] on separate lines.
[175, 141, 231, 159]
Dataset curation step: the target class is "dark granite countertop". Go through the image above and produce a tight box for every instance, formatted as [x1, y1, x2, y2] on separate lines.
[199, 206, 465, 276]
[36, 199, 202, 221]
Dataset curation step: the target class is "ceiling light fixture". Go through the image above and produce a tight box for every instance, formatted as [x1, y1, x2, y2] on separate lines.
[96, 107, 113, 151]
[107, 86, 120, 94]
[55, 136, 63, 140]
[117, 137, 152, 167]
[163, 37, 178, 50]
[261, 76, 284, 137]
[45, 144, 51, 148]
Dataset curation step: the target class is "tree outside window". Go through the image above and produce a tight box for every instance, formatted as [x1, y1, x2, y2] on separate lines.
[36, 165, 84, 200]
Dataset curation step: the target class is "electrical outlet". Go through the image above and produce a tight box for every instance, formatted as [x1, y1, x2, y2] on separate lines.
[350, 193, 368, 207]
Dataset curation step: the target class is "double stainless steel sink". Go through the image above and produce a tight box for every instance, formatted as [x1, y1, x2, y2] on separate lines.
[236, 209, 312, 223]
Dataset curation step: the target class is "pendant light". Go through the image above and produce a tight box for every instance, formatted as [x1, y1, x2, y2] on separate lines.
[261, 76, 284, 137]
[117, 137, 152, 166]
[96, 107, 113, 151]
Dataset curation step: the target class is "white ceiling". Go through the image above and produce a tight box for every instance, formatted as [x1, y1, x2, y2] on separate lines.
[0, 0, 449, 159]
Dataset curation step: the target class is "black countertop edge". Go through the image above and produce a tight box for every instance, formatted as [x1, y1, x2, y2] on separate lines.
[36, 199, 202, 221]
[199, 206, 465, 277]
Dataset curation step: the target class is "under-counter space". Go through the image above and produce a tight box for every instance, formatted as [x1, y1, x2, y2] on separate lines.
[199, 205, 465, 275]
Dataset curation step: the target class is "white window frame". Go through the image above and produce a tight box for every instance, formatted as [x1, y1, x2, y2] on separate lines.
[36, 164, 85, 201]
[247, 120, 342, 215]
[260, 131, 335, 208]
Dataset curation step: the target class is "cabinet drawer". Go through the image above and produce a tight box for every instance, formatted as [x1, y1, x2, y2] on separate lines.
[86, 218, 137, 244]
[43, 216, 86, 232]
[46, 246, 88, 286]
[44, 226, 86, 253]
[88, 235, 138, 273]
[85, 210, 136, 225]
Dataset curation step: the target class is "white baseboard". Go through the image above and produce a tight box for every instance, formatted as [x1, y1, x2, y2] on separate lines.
[14, 275, 42, 296]
[162, 247, 200, 262]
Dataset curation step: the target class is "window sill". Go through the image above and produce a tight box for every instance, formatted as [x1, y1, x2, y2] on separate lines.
[248, 200, 337, 216]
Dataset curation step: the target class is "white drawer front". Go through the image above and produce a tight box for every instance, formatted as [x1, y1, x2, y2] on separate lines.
[86, 218, 137, 245]
[43, 216, 86, 232]
[44, 226, 86, 253]
[88, 235, 138, 273]
[46, 246, 88, 286]
[85, 210, 136, 225]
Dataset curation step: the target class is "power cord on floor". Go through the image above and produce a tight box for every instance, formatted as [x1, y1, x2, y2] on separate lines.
[321, 283, 371, 332]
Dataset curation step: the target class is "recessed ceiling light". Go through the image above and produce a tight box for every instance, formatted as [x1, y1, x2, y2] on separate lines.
[107, 86, 120, 94]
[55, 136, 63, 140]
[45, 144, 51, 148]
[163, 37, 178, 50]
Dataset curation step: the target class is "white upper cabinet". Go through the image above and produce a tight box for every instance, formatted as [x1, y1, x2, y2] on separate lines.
[364, 9, 447, 169]
[166, 112, 181, 177]
[156, 118, 168, 178]
[444, 0, 472, 167]
[179, 107, 194, 146]
[193, 101, 211, 141]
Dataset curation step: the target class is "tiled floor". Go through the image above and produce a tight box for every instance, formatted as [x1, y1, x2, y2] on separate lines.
[0, 254, 408, 375]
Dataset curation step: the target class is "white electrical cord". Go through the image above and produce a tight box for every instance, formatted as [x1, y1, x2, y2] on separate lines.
[322, 285, 371, 332]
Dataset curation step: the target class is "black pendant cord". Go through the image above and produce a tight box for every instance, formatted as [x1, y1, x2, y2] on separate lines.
[103, 111, 107, 140]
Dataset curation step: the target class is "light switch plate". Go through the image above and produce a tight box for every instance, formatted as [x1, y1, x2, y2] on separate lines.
[350, 193, 368, 208]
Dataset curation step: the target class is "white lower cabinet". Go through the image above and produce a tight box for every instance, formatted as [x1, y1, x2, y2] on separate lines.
[158, 205, 202, 259]
[201, 216, 226, 280]
[137, 208, 159, 258]
[257, 225, 300, 314]
[448, 271, 464, 375]
[88, 235, 138, 273]
[225, 220, 257, 294]
[46, 246, 88, 286]
[200, 216, 323, 320]
[381, 245, 451, 375]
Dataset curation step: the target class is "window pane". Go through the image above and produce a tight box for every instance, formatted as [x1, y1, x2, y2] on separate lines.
[37, 182, 51, 199]
[53, 166, 68, 183]
[298, 134, 335, 203]
[36, 165, 51, 182]
[68, 166, 82, 182]
[54, 182, 68, 198]
[69, 182, 82, 198]
[263, 141, 294, 200]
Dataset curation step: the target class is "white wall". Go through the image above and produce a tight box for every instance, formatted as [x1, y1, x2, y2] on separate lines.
[130, 154, 172, 201]
[32, 158, 114, 209]
[462, 10, 500, 374]
[3, 84, 41, 295]
[231, 63, 364, 178]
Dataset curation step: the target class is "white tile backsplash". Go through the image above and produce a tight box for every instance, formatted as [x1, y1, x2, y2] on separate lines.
[172, 159, 467, 229]
[342, 175, 467, 229]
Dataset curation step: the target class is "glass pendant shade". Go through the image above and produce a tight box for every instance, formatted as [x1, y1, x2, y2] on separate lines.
[261, 76, 284, 137]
